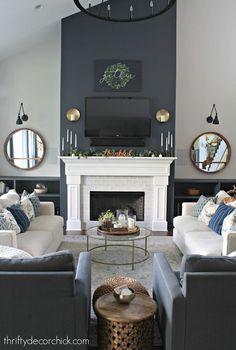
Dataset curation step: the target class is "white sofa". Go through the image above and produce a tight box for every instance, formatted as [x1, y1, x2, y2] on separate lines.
[0, 202, 64, 256]
[173, 202, 236, 256]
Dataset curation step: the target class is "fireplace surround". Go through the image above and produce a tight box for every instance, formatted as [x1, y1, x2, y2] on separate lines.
[60, 156, 176, 231]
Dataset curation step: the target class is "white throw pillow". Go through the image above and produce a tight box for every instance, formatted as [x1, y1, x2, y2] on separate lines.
[0, 245, 32, 259]
[20, 197, 35, 221]
[222, 209, 236, 237]
[214, 190, 230, 204]
[0, 189, 20, 208]
[0, 209, 21, 234]
[198, 200, 219, 225]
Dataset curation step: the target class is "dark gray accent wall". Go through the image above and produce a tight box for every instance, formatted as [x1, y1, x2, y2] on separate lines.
[60, 1, 176, 225]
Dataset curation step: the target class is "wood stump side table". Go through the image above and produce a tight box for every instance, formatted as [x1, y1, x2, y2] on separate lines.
[94, 293, 157, 350]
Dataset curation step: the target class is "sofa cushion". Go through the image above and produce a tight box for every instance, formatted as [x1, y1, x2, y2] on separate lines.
[208, 202, 235, 234]
[0, 245, 32, 259]
[0, 189, 20, 208]
[192, 195, 213, 218]
[214, 190, 230, 204]
[173, 216, 212, 237]
[184, 230, 223, 256]
[0, 250, 74, 272]
[7, 205, 30, 233]
[0, 208, 21, 234]
[198, 200, 219, 225]
[28, 215, 64, 241]
[222, 209, 236, 236]
[22, 190, 40, 217]
[17, 230, 54, 256]
[20, 197, 35, 221]
[180, 254, 236, 285]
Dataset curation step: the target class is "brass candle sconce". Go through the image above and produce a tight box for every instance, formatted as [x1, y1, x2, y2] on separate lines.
[156, 109, 170, 123]
[66, 108, 81, 122]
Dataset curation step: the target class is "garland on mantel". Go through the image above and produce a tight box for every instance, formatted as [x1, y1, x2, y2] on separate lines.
[61, 148, 174, 158]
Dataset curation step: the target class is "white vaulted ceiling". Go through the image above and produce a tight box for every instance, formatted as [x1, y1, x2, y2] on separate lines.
[0, 0, 79, 61]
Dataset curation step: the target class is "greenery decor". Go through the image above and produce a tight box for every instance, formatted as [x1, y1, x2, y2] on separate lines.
[100, 63, 135, 90]
[98, 209, 115, 223]
[63, 148, 162, 158]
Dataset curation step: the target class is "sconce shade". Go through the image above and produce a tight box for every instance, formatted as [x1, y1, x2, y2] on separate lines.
[213, 114, 219, 125]
[206, 116, 213, 123]
[16, 114, 23, 125]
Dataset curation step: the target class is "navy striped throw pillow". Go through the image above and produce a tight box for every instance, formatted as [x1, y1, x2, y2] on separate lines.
[208, 202, 235, 235]
[8, 205, 30, 233]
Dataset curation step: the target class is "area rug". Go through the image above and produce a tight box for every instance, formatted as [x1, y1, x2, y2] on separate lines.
[59, 234, 182, 295]
[58, 235, 182, 347]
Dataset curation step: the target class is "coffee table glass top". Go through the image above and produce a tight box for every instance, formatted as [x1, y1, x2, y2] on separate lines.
[86, 226, 151, 242]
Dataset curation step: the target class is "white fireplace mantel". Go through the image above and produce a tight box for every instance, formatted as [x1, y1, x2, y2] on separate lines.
[60, 156, 176, 231]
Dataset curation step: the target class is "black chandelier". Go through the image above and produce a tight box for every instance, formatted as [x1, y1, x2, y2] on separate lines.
[73, 0, 176, 22]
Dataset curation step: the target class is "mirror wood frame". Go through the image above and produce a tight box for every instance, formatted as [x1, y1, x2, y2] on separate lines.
[4, 128, 46, 170]
[190, 131, 231, 174]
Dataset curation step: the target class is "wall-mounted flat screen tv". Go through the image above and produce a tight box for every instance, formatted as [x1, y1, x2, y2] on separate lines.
[85, 97, 151, 138]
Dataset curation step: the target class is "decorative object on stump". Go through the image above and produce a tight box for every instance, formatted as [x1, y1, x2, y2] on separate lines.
[93, 276, 149, 310]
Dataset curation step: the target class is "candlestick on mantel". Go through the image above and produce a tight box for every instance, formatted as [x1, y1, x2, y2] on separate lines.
[70, 131, 72, 146]
[161, 132, 163, 147]
[67, 129, 69, 143]
[171, 134, 173, 148]
[62, 137, 64, 153]
[166, 136, 168, 152]
[168, 131, 171, 145]
[75, 133, 77, 148]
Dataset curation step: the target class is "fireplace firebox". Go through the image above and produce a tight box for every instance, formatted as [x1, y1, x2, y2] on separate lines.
[90, 191, 145, 221]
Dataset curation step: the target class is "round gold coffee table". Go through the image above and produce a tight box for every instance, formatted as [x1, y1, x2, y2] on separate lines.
[86, 226, 151, 270]
[95, 293, 157, 350]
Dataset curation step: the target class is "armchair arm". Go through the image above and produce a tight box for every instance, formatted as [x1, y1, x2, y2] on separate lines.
[74, 252, 91, 343]
[39, 202, 55, 216]
[182, 202, 196, 216]
[222, 232, 236, 255]
[0, 231, 17, 248]
[153, 253, 185, 350]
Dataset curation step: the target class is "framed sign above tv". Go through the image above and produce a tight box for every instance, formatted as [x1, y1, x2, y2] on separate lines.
[94, 60, 142, 92]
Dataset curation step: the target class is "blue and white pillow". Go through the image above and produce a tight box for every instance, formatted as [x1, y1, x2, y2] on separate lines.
[0, 209, 21, 234]
[7, 205, 30, 233]
[192, 195, 213, 217]
[208, 202, 235, 235]
[21, 191, 40, 217]
[222, 209, 236, 236]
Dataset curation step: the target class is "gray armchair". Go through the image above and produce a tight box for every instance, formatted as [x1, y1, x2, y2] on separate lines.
[0, 251, 91, 350]
[153, 252, 236, 350]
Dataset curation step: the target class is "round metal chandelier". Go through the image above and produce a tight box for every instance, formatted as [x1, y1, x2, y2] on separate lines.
[73, 0, 176, 22]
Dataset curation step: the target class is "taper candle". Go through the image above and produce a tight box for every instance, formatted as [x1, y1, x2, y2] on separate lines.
[62, 137, 64, 152]
[70, 131, 72, 145]
[75, 133, 77, 148]
[171, 134, 173, 148]
[66, 129, 69, 143]
[161, 132, 163, 147]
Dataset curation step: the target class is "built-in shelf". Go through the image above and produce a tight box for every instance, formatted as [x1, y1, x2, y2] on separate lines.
[174, 179, 236, 216]
[0, 176, 60, 215]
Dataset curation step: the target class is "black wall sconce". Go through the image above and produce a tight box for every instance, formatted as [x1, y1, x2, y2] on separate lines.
[16, 102, 29, 125]
[206, 104, 219, 125]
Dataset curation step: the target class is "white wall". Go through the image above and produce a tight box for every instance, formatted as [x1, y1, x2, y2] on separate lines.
[0, 23, 61, 177]
[176, 0, 236, 179]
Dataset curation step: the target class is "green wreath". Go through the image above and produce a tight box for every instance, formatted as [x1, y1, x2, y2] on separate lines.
[99, 62, 135, 90]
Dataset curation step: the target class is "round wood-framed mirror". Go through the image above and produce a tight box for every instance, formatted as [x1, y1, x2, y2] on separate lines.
[4, 128, 46, 170]
[190, 132, 231, 173]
